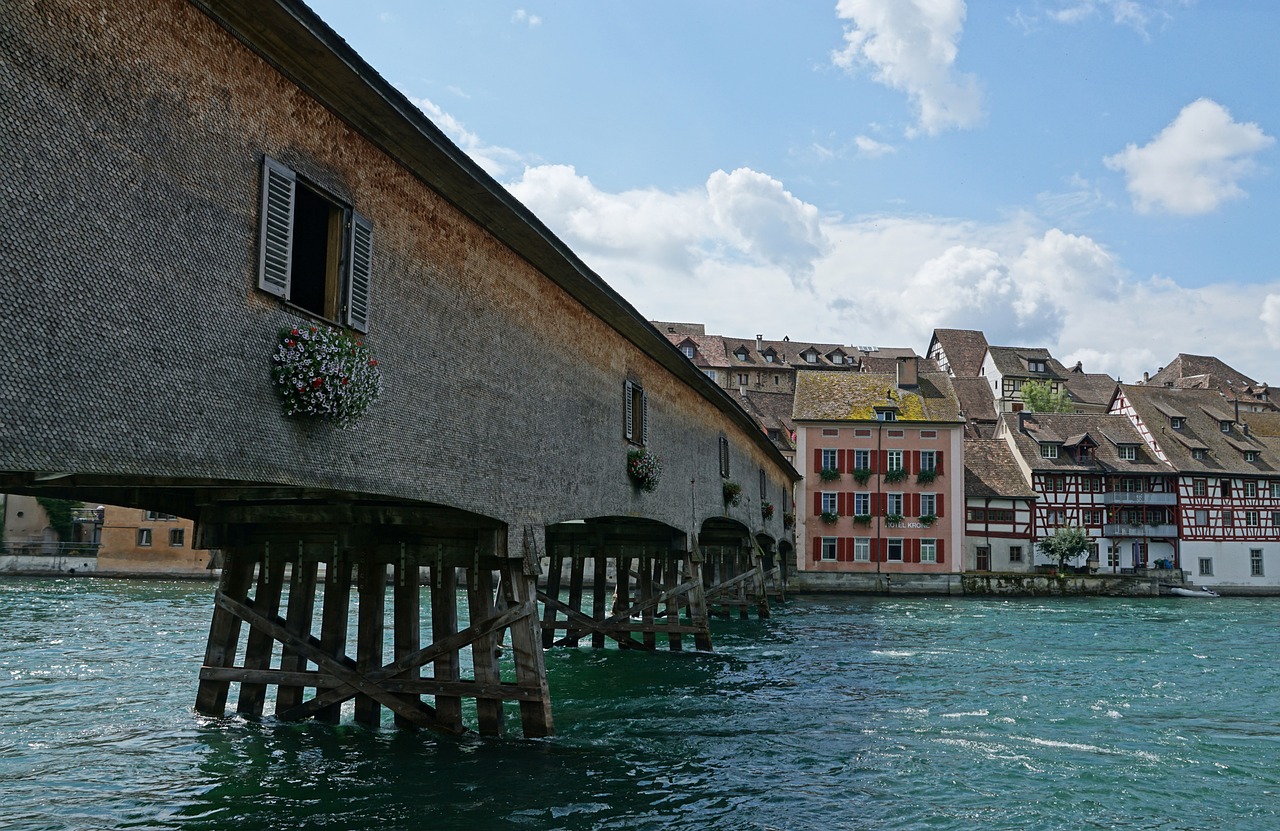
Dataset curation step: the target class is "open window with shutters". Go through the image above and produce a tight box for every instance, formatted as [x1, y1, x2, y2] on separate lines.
[258, 156, 372, 332]
[624, 379, 648, 445]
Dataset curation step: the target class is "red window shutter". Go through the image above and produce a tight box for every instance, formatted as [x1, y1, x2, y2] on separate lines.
[937, 451, 945, 476]
[838, 538, 851, 562]
[812, 537, 821, 562]
[814, 448, 822, 473]
[936, 539, 945, 564]
[880, 450, 889, 474]
[911, 493, 920, 518]
[838, 492, 849, 516]
[869, 450, 878, 474]
[872, 493, 882, 515]
[838, 449, 847, 473]
[875, 538, 885, 562]
[937, 494, 945, 517]
[815, 492, 824, 516]
[910, 451, 919, 474]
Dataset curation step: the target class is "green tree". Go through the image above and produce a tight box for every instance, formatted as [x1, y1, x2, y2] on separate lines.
[1037, 525, 1093, 571]
[35, 497, 80, 542]
[1021, 379, 1074, 413]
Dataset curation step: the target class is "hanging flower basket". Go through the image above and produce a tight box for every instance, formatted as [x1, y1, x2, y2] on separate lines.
[783, 512, 796, 529]
[271, 325, 383, 428]
[762, 501, 775, 520]
[627, 448, 662, 492]
[723, 480, 742, 506]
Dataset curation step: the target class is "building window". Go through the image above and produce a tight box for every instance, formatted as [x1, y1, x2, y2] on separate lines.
[1108, 547, 1120, 568]
[821, 448, 838, 472]
[1246, 481, 1258, 497]
[1010, 379, 1024, 392]
[1222, 510, 1234, 527]
[1271, 481, 1280, 498]
[887, 450, 903, 471]
[703, 369, 718, 382]
[887, 539, 903, 561]
[920, 539, 937, 563]
[1246, 451, 1259, 462]
[1028, 359, 1046, 373]
[1084, 509, 1102, 525]
[1221, 421, 1232, 433]
[1118, 445, 1137, 461]
[1199, 557, 1213, 577]
[1009, 545, 1023, 563]
[920, 430, 937, 439]
[735, 349, 748, 361]
[1221, 479, 1232, 498]
[1171, 417, 1184, 429]
[804, 351, 817, 364]
[1192, 449, 1208, 461]
[920, 450, 936, 472]
[887, 493, 903, 516]
[821, 492, 838, 514]
[854, 538, 871, 562]
[625, 380, 648, 445]
[821, 538, 837, 561]
[854, 449, 870, 470]
[1273, 511, 1280, 526]
[855, 429, 872, 437]
[967, 508, 986, 522]
[137, 528, 152, 547]
[920, 494, 936, 517]
[258, 156, 372, 332]
[1251, 549, 1264, 577]
[1193, 479, 1207, 497]
[1041, 444, 1059, 459]
[1121, 478, 1143, 493]
[718, 436, 730, 477]
[774, 375, 779, 385]
[1047, 509, 1067, 526]
[822, 428, 840, 437]
[679, 344, 695, 359]
[877, 410, 897, 422]
[1246, 510, 1260, 527]
[854, 493, 870, 516]
[169, 529, 185, 547]
[144, 511, 178, 521]
[1195, 510, 1209, 526]
[887, 430, 905, 438]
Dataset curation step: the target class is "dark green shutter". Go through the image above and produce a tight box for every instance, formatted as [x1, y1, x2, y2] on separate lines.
[258, 156, 295, 299]
[346, 211, 373, 333]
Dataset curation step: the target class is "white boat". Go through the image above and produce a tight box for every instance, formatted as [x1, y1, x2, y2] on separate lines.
[1168, 586, 1220, 598]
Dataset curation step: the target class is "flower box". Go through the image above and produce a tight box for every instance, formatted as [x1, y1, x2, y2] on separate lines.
[723, 481, 742, 506]
[627, 448, 662, 492]
[271, 325, 382, 428]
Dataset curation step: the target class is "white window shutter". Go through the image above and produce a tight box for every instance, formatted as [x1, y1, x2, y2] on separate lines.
[624, 380, 634, 440]
[346, 211, 373, 333]
[258, 157, 295, 299]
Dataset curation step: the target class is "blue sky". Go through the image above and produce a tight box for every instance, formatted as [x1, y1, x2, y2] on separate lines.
[308, 0, 1279, 384]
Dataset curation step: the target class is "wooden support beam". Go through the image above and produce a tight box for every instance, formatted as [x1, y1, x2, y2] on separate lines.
[469, 530, 505, 736]
[316, 552, 352, 724]
[354, 559, 387, 727]
[392, 553, 421, 730]
[638, 553, 656, 650]
[564, 549, 585, 647]
[194, 548, 256, 716]
[540, 546, 564, 649]
[275, 555, 318, 714]
[504, 529, 553, 737]
[237, 548, 286, 717]
[591, 549, 607, 649]
[431, 558, 463, 732]
[199, 667, 542, 702]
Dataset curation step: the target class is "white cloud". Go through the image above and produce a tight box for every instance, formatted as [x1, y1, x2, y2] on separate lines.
[855, 135, 897, 157]
[1046, 1, 1176, 37]
[512, 9, 542, 28]
[832, 0, 983, 137]
[1263, 295, 1280, 349]
[1104, 98, 1274, 215]
[409, 96, 524, 177]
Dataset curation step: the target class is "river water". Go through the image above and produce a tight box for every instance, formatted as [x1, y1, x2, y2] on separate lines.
[1, 577, 1278, 830]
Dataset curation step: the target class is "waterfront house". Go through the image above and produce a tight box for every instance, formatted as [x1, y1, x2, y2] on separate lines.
[963, 439, 1038, 572]
[1112, 384, 1280, 590]
[792, 358, 965, 586]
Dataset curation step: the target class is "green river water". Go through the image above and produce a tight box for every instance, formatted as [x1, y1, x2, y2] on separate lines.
[1, 577, 1277, 830]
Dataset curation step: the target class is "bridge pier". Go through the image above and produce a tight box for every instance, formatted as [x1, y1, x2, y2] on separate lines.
[700, 536, 771, 620]
[540, 522, 712, 652]
[193, 512, 553, 738]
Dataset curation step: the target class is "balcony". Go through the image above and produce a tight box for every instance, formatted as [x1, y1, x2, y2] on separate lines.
[1103, 523, 1177, 538]
[1101, 491, 1176, 506]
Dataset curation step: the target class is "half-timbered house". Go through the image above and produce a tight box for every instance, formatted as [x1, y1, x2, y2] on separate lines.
[963, 439, 1037, 572]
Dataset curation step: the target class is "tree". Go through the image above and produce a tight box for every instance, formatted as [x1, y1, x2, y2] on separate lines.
[1037, 525, 1093, 571]
[1021, 380, 1074, 413]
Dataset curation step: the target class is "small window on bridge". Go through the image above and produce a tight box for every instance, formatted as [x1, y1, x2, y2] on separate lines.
[137, 528, 152, 547]
[719, 436, 730, 478]
[169, 529, 185, 547]
[258, 156, 372, 333]
[625, 379, 648, 445]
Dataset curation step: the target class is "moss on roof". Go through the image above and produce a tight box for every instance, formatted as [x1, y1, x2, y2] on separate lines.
[793, 371, 963, 422]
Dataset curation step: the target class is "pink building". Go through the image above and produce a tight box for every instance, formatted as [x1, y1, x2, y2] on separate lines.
[793, 358, 965, 585]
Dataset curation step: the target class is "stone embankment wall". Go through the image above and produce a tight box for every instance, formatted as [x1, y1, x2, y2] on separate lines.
[790, 571, 1185, 597]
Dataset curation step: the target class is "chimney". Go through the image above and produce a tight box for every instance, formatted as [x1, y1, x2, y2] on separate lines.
[1143, 371, 1149, 383]
[756, 334, 763, 352]
[896, 355, 918, 388]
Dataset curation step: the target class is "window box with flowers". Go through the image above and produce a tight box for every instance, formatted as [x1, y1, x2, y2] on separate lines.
[883, 469, 908, 484]
[723, 481, 742, 506]
[818, 467, 841, 482]
[627, 448, 662, 492]
[916, 469, 937, 485]
[852, 514, 872, 525]
[852, 468, 872, 486]
[761, 501, 774, 520]
[820, 511, 839, 525]
[783, 512, 795, 529]
[884, 513, 904, 526]
[271, 325, 382, 428]
[918, 513, 937, 526]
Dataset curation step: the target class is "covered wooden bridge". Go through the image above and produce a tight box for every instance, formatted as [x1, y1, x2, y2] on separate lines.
[0, 0, 797, 737]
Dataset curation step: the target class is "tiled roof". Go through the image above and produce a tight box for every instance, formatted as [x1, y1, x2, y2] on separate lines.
[1117, 385, 1279, 475]
[664, 333, 731, 369]
[965, 439, 1038, 499]
[721, 336, 855, 370]
[986, 346, 1068, 380]
[651, 321, 707, 336]
[793, 371, 963, 422]
[1148, 354, 1256, 388]
[737, 389, 797, 451]
[859, 354, 934, 374]
[952, 376, 997, 422]
[1241, 412, 1280, 437]
[1059, 366, 1118, 408]
[929, 329, 989, 376]
[1004, 412, 1172, 474]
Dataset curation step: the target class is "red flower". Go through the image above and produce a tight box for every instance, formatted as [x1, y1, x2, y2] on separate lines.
[368, 359, 378, 366]
[285, 339, 294, 347]
[312, 378, 323, 388]
[341, 378, 349, 385]
[291, 328, 300, 336]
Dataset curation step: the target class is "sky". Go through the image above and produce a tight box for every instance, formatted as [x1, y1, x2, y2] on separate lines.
[307, 0, 1280, 385]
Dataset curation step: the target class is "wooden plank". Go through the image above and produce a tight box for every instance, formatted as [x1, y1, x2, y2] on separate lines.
[392, 556, 422, 730]
[540, 547, 563, 649]
[194, 548, 256, 716]
[502, 545, 554, 737]
[275, 557, 318, 714]
[431, 561, 463, 732]
[468, 556, 504, 736]
[564, 546, 585, 647]
[639, 553, 656, 650]
[200, 667, 541, 701]
[237, 551, 287, 717]
[665, 557, 682, 652]
[354, 560, 387, 727]
[591, 550, 607, 649]
[316, 553, 352, 724]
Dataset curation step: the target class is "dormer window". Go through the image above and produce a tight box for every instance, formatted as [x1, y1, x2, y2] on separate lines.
[1192, 449, 1208, 461]
[679, 343, 695, 359]
[1028, 359, 1047, 373]
[876, 410, 897, 422]
[803, 351, 818, 364]
[734, 349, 749, 361]
[1118, 445, 1137, 461]
[1220, 421, 1232, 433]
[1170, 417, 1184, 429]
[1245, 450, 1260, 462]
[1040, 443, 1059, 459]
[765, 353, 775, 363]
